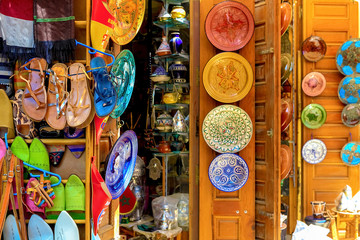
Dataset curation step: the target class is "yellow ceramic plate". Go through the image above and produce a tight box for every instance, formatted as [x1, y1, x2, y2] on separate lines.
[203, 52, 253, 103]
[105, 0, 146, 45]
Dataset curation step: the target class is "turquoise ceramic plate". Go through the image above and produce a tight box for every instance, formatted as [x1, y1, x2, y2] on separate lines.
[341, 142, 360, 166]
[202, 105, 253, 153]
[301, 103, 327, 129]
[110, 50, 136, 119]
[208, 153, 249, 192]
[336, 38, 360, 75]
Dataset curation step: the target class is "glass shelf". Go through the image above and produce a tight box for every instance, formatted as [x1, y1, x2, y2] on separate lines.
[153, 131, 189, 137]
[154, 0, 189, 4]
[153, 151, 189, 157]
[154, 53, 189, 62]
[153, 18, 190, 30]
[153, 82, 189, 88]
[153, 103, 189, 110]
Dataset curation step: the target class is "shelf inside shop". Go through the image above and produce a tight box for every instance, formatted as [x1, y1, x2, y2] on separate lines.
[154, 53, 190, 63]
[153, 18, 190, 30]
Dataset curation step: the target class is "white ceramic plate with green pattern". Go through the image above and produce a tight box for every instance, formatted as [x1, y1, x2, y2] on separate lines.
[202, 105, 253, 153]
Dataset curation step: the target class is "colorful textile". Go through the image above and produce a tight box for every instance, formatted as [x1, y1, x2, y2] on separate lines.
[34, 0, 76, 63]
[91, 0, 115, 51]
[0, 0, 35, 59]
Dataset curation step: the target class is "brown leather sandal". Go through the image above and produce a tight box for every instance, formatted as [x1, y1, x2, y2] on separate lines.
[66, 63, 95, 128]
[20, 58, 48, 122]
[45, 63, 69, 130]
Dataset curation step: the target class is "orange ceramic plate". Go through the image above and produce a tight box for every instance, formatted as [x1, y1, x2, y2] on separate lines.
[105, 0, 146, 45]
[280, 2, 292, 36]
[280, 144, 292, 179]
[203, 52, 253, 103]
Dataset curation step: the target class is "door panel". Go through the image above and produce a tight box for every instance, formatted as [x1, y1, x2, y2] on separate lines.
[302, 0, 359, 218]
[254, 0, 281, 239]
[199, 0, 255, 239]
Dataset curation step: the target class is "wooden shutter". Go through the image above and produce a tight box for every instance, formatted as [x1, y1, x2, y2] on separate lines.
[302, 0, 359, 217]
[199, 0, 256, 239]
[254, 0, 281, 239]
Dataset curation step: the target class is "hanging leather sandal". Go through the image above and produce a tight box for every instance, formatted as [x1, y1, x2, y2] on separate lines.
[20, 58, 48, 122]
[45, 63, 69, 130]
[66, 63, 95, 128]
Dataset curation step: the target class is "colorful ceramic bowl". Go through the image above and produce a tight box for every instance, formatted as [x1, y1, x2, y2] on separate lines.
[338, 74, 360, 104]
[302, 139, 327, 164]
[341, 104, 360, 127]
[205, 1, 254, 51]
[280, 144, 292, 179]
[208, 153, 249, 192]
[281, 53, 293, 84]
[341, 142, 360, 166]
[336, 38, 360, 75]
[301, 103, 327, 129]
[202, 105, 253, 153]
[280, 2, 292, 36]
[281, 97, 293, 132]
[156, 111, 173, 132]
[302, 72, 326, 97]
[302, 36, 327, 62]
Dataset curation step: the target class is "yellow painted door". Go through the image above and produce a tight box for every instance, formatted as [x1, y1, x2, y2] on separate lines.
[302, 0, 359, 217]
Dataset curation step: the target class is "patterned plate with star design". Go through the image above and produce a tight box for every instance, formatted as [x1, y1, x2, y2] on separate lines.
[341, 142, 360, 166]
[302, 139, 327, 164]
[203, 52, 254, 103]
[205, 1, 254, 51]
[301, 103, 327, 129]
[208, 153, 249, 192]
[202, 105, 253, 153]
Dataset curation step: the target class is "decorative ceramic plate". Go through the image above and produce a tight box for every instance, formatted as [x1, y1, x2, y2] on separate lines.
[281, 53, 293, 84]
[341, 142, 360, 166]
[208, 153, 249, 192]
[110, 50, 136, 119]
[280, 144, 292, 179]
[203, 52, 253, 103]
[302, 36, 327, 62]
[301, 103, 327, 129]
[280, 2, 292, 36]
[341, 104, 360, 127]
[106, 0, 146, 45]
[338, 75, 360, 104]
[302, 72, 326, 97]
[336, 38, 360, 75]
[281, 97, 293, 132]
[202, 105, 253, 153]
[302, 139, 327, 164]
[105, 130, 138, 199]
[205, 1, 254, 51]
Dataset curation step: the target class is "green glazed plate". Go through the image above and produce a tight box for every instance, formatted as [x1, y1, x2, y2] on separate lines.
[110, 50, 136, 119]
[202, 105, 253, 153]
[301, 103, 327, 129]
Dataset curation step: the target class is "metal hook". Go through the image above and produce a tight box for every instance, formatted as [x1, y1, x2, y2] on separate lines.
[4, 132, 8, 150]
[311, 133, 313, 139]
[350, 132, 353, 142]
[75, 40, 115, 70]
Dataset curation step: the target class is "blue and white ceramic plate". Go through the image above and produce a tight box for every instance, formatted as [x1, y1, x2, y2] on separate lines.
[341, 142, 360, 166]
[302, 139, 327, 164]
[208, 153, 249, 192]
[336, 38, 360, 75]
[105, 130, 138, 199]
[202, 105, 253, 153]
[110, 50, 136, 119]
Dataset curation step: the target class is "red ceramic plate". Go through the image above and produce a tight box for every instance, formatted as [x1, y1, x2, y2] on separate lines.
[302, 36, 327, 62]
[281, 97, 293, 132]
[280, 144, 292, 179]
[205, 1, 254, 51]
[281, 2, 292, 36]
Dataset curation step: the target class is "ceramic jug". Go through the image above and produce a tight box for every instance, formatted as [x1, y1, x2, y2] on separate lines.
[170, 134, 184, 152]
[158, 141, 171, 153]
[169, 32, 183, 54]
[156, 111, 173, 132]
[156, 36, 171, 56]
